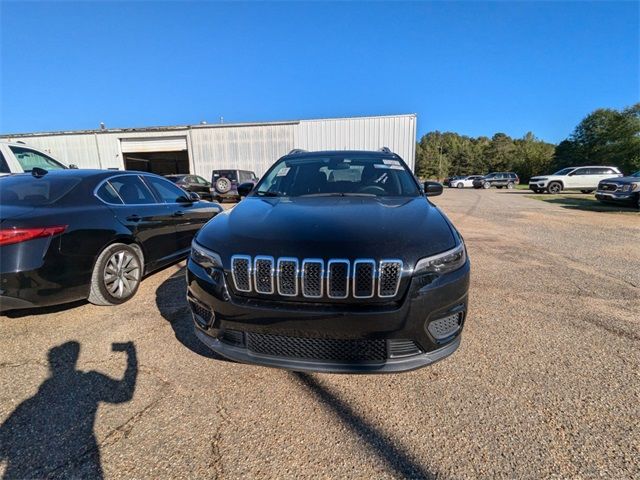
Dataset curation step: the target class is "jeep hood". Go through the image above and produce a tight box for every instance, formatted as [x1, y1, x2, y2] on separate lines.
[197, 196, 457, 267]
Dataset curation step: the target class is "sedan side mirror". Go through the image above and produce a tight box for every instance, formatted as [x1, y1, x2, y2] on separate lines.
[237, 182, 254, 197]
[179, 192, 201, 203]
[424, 181, 443, 197]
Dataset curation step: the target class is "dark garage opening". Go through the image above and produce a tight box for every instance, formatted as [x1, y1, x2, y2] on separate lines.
[123, 151, 190, 175]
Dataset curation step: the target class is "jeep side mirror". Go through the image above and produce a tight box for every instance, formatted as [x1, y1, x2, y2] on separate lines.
[238, 182, 254, 197]
[424, 181, 443, 197]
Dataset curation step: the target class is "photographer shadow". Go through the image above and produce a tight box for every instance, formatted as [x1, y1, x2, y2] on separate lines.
[0, 341, 137, 479]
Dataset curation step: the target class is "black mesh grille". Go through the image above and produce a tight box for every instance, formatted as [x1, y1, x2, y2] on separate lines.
[599, 183, 618, 192]
[188, 299, 213, 327]
[302, 261, 323, 297]
[221, 329, 245, 346]
[328, 261, 349, 298]
[379, 261, 402, 297]
[354, 261, 374, 297]
[277, 259, 298, 296]
[254, 258, 274, 293]
[428, 313, 461, 341]
[232, 257, 251, 292]
[247, 333, 387, 362]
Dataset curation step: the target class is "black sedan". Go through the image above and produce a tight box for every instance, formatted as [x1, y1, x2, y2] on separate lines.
[165, 174, 214, 201]
[0, 169, 222, 311]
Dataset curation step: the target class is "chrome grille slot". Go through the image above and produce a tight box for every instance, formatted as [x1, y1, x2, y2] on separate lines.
[277, 258, 299, 296]
[353, 260, 375, 298]
[599, 183, 619, 192]
[379, 260, 403, 297]
[230, 255, 402, 299]
[327, 260, 350, 299]
[231, 255, 252, 292]
[254, 256, 274, 294]
[302, 259, 324, 298]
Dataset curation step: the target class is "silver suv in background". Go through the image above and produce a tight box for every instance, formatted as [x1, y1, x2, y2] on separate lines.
[0, 141, 72, 175]
[529, 166, 622, 194]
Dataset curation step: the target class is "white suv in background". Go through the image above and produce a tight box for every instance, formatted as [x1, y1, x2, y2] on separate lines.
[529, 166, 622, 194]
[449, 175, 484, 188]
[0, 141, 72, 176]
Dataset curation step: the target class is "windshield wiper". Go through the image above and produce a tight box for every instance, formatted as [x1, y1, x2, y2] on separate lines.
[255, 191, 283, 197]
[298, 192, 376, 197]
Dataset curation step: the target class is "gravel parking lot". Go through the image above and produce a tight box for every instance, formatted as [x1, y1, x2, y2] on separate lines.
[1, 190, 638, 479]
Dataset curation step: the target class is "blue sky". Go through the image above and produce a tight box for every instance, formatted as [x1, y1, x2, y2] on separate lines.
[1, 1, 637, 143]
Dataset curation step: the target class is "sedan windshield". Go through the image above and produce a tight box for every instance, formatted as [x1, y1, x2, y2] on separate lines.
[254, 155, 420, 197]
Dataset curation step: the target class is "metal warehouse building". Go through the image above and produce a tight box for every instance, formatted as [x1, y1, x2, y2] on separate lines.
[1, 114, 416, 177]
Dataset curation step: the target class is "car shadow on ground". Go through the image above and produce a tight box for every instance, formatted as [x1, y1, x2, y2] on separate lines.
[292, 372, 436, 479]
[1, 299, 88, 319]
[0, 340, 137, 479]
[155, 267, 227, 360]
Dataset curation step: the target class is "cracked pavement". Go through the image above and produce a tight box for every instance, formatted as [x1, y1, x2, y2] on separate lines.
[0, 189, 638, 479]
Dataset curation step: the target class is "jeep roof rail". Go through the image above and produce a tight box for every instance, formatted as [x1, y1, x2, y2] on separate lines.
[379, 146, 393, 154]
[288, 149, 307, 155]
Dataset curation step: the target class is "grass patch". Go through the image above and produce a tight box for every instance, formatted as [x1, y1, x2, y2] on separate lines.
[525, 193, 638, 213]
[515, 183, 529, 190]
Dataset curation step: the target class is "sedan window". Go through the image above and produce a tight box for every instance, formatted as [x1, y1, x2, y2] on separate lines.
[108, 175, 157, 205]
[0, 176, 81, 205]
[144, 175, 188, 203]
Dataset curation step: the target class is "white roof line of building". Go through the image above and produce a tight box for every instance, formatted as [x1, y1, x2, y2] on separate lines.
[1, 113, 417, 138]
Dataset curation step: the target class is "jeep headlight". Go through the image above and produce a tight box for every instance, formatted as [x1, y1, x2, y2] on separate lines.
[414, 242, 467, 275]
[191, 242, 223, 269]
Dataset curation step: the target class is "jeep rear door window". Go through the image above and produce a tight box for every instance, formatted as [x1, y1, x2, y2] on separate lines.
[213, 170, 237, 182]
[9, 146, 66, 172]
[255, 156, 420, 197]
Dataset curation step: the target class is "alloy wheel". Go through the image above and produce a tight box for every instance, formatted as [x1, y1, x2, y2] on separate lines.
[103, 250, 141, 299]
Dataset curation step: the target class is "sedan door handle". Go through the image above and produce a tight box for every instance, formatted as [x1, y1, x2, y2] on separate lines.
[126, 214, 141, 222]
[174, 211, 185, 217]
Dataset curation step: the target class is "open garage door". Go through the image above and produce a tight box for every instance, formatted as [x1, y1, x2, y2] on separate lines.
[121, 136, 189, 175]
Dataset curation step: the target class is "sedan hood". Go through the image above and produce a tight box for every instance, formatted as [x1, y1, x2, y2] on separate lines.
[197, 196, 457, 267]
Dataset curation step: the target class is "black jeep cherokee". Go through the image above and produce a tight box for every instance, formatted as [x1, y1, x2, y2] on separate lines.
[187, 149, 470, 373]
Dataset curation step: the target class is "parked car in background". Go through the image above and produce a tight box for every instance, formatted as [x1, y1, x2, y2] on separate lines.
[529, 166, 622, 194]
[188, 149, 469, 373]
[472, 172, 519, 189]
[449, 175, 484, 189]
[595, 171, 640, 209]
[0, 170, 222, 311]
[165, 174, 214, 201]
[210, 169, 258, 202]
[0, 141, 74, 175]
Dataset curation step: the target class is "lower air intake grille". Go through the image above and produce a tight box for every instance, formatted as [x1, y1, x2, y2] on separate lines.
[246, 333, 387, 363]
[428, 313, 461, 341]
[188, 299, 214, 328]
[388, 339, 421, 358]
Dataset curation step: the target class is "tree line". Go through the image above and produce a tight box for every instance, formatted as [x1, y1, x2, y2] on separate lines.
[415, 103, 640, 182]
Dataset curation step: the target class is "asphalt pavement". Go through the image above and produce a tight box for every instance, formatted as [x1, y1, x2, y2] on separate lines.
[1, 189, 638, 479]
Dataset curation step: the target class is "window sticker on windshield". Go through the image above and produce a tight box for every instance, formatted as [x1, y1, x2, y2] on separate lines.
[390, 165, 404, 170]
[374, 164, 391, 169]
[276, 167, 290, 177]
[383, 159, 401, 166]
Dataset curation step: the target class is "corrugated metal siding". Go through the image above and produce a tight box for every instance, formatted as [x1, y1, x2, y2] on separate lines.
[295, 115, 416, 170]
[1, 114, 416, 174]
[190, 124, 296, 177]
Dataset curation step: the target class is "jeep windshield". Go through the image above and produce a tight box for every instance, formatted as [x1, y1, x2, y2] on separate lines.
[254, 155, 420, 197]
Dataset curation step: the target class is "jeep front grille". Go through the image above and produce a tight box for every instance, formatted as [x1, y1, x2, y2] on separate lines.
[599, 182, 619, 192]
[230, 255, 403, 300]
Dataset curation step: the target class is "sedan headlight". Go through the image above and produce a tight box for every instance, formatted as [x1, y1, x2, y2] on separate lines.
[414, 242, 467, 275]
[191, 242, 223, 269]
